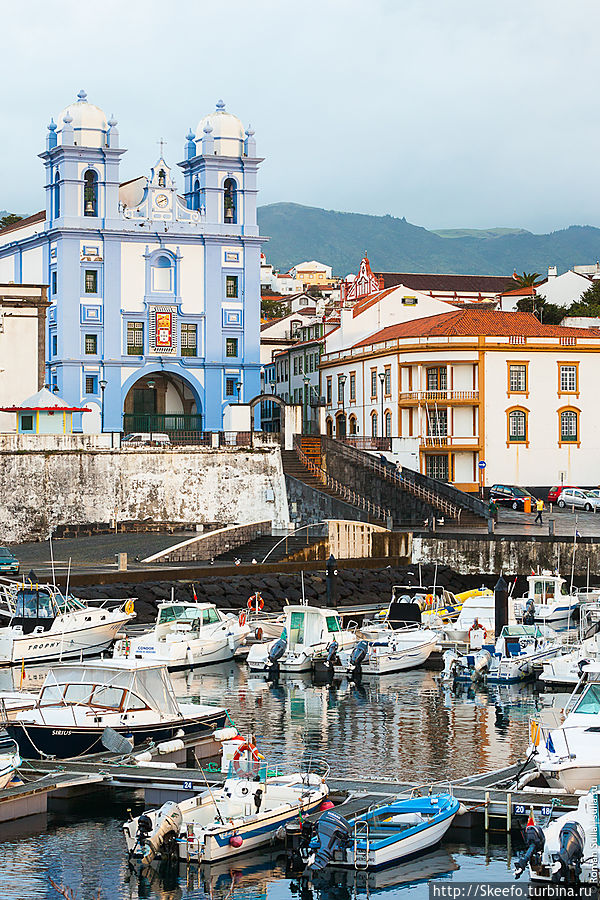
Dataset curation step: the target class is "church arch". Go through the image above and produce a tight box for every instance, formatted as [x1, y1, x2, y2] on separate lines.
[223, 177, 238, 224]
[83, 169, 98, 217]
[54, 170, 60, 218]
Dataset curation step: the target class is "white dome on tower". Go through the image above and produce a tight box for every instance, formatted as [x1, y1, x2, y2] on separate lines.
[57, 90, 109, 148]
[196, 100, 245, 156]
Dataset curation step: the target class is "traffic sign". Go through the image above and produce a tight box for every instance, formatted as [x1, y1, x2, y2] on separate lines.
[478, 461, 486, 469]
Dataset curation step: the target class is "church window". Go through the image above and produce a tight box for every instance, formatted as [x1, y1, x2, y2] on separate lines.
[193, 178, 200, 211]
[51, 271, 57, 295]
[223, 178, 237, 224]
[158, 169, 166, 187]
[83, 170, 98, 217]
[85, 375, 98, 395]
[127, 321, 144, 355]
[152, 255, 173, 292]
[84, 334, 98, 355]
[226, 275, 238, 298]
[85, 270, 98, 294]
[226, 337, 238, 358]
[54, 171, 60, 218]
[181, 324, 197, 357]
[225, 378, 236, 397]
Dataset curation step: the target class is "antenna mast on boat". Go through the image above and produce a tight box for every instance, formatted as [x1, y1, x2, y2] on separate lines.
[65, 557, 72, 601]
[48, 529, 56, 588]
[301, 571, 306, 605]
[570, 518, 578, 595]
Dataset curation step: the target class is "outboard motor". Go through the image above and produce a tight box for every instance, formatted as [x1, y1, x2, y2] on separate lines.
[515, 824, 545, 878]
[267, 636, 287, 677]
[523, 599, 536, 626]
[349, 641, 368, 681]
[137, 801, 183, 866]
[442, 649, 459, 681]
[308, 811, 351, 871]
[325, 640, 339, 669]
[552, 821, 585, 883]
[473, 649, 492, 681]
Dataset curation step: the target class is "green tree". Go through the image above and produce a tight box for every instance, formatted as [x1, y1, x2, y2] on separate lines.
[515, 294, 564, 324]
[568, 280, 600, 317]
[261, 295, 287, 320]
[0, 213, 23, 229]
[513, 271, 544, 287]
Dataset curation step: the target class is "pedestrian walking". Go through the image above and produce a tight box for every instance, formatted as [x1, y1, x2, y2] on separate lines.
[535, 498, 544, 525]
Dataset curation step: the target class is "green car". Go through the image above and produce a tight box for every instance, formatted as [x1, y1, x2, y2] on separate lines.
[0, 547, 19, 576]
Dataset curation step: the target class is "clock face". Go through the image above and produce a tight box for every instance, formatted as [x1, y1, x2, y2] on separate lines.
[155, 193, 169, 208]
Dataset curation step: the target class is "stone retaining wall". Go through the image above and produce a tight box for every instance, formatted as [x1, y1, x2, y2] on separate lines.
[143, 521, 272, 563]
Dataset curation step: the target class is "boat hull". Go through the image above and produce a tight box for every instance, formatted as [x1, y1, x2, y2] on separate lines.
[124, 637, 246, 671]
[0, 617, 130, 667]
[5, 710, 227, 759]
[333, 814, 457, 869]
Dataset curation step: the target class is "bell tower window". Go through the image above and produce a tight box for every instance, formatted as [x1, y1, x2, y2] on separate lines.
[54, 171, 60, 218]
[84, 170, 98, 217]
[224, 178, 237, 224]
[158, 169, 166, 187]
[193, 178, 200, 211]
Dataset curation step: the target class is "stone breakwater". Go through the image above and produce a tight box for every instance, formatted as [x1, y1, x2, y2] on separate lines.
[75, 564, 514, 626]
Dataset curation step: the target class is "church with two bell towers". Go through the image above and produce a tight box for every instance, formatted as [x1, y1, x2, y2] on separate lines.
[0, 90, 263, 433]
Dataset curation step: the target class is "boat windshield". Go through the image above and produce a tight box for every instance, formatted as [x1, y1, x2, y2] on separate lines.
[15, 589, 55, 618]
[326, 616, 341, 634]
[573, 683, 600, 715]
[159, 605, 217, 625]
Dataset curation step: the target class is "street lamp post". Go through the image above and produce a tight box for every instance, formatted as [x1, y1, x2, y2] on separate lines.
[99, 378, 108, 433]
[303, 375, 310, 434]
[378, 372, 385, 441]
[236, 381, 242, 404]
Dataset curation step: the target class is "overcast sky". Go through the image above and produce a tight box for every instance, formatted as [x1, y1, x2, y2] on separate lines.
[3, 0, 599, 232]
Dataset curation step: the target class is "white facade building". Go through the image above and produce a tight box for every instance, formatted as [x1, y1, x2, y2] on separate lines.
[0, 284, 49, 433]
[320, 308, 600, 491]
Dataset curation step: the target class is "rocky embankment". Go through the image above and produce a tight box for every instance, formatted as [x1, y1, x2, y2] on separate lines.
[75, 565, 520, 625]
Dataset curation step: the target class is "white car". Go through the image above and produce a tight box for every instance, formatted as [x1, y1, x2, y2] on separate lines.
[557, 488, 600, 512]
[122, 432, 171, 446]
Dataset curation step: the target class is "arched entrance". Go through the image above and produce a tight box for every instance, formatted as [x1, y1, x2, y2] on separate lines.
[335, 412, 347, 438]
[123, 371, 202, 434]
[249, 393, 287, 445]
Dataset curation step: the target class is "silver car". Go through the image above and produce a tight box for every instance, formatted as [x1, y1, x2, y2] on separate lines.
[557, 488, 600, 512]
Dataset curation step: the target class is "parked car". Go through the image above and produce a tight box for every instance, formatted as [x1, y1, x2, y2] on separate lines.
[547, 484, 575, 504]
[122, 432, 171, 446]
[489, 484, 536, 511]
[0, 547, 19, 576]
[557, 488, 600, 512]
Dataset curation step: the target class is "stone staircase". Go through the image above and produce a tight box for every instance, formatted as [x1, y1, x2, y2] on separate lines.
[215, 532, 323, 565]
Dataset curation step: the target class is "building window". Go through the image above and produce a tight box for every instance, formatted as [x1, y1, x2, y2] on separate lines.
[371, 412, 378, 438]
[226, 337, 238, 357]
[84, 334, 97, 355]
[225, 377, 236, 397]
[299, 357, 303, 374]
[21, 415, 34, 432]
[509, 364, 527, 393]
[127, 321, 144, 355]
[85, 375, 98, 394]
[308, 355, 314, 373]
[426, 454, 449, 481]
[83, 169, 98, 217]
[384, 367, 391, 396]
[371, 369, 377, 398]
[349, 415, 357, 435]
[560, 408, 579, 443]
[385, 411, 392, 437]
[51, 333, 57, 356]
[326, 377, 332, 404]
[426, 366, 447, 391]
[293, 357, 298, 375]
[84, 270, 98, 294]
[559, 364, 578, 393]
[193, 178, 201, 211]
[158, 169, 166, 188]
[337, 374, 345, 402]
[427, 409, 448, 437]
[54, 171, 60, 218]
[152, 255, 173, 292]
[349, 372, 356, 401]
[181, 323, 197, 357]
[226, 275, 239, 298]
[508, 408, 527, 443]
[51, 271, 57, 295]
[223, 178, 237, 224]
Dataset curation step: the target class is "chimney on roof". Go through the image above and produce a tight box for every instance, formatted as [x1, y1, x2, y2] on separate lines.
[548, 265, 557, 279]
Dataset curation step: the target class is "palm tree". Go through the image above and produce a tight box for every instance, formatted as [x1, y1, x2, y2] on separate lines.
[512, 271, 544, 287]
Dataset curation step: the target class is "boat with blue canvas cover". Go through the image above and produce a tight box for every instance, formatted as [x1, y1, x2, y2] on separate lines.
[307, 792, 460, 870]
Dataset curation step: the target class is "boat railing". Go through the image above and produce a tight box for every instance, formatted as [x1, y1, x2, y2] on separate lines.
[530, 717, 582, 760]
[409, 779, 454, 799]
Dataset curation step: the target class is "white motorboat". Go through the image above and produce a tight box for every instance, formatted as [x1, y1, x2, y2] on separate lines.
[124, 751, 329, 864]
[0, 581, 134, 666]
[515, 788, 600, 884]
[540, 632, 600, 686]
[246, 605, 356, 674]
[443, 590, 495, 643]
[0, 737, 21, 789]
[529, 661, 600, 792]
[0, 659, 228, 759]
[113, 600, 249, 670]
[335, 625, 439, 678]
[443, 624, 563, 684]
[514, 571, 579, 625]
[307, 793, 460, 870]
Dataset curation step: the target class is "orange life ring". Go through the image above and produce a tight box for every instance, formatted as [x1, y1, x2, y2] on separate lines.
[232, 741, 262, 775]
[255, 627, 263, 641]
[425, 594, 434, 608]
[247, 593, 264, 612]
[239, 611, 247, 627]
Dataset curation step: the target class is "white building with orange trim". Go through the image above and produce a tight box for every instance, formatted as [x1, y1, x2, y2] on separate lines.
[320, 308, 600, 491]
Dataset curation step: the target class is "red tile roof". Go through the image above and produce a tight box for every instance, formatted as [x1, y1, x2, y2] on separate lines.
[500, 285, 536, 296]
[375, 272, 516, 293]
[352, 309, 600, 346]
[0, 210, 46, 237]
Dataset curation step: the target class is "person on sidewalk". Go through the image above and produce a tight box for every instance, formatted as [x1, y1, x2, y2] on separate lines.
[535, 497, 544, 525]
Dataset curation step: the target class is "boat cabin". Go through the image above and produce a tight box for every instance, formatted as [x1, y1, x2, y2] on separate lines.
[0, 584, 85, 634]
[494, 624, 547, 657]
[283, 605, 343, 650]
[526, 573, 570, 605]
[154, 602, 227, 641]
[33, 662, 180, 718]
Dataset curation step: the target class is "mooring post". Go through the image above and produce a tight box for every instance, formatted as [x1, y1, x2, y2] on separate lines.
[494, 574, 508, 638]
[548, 518, 555, 537]
[485, 790, 490, 831]
[506, 792, 512, 832]
[326, 554, 338, 607]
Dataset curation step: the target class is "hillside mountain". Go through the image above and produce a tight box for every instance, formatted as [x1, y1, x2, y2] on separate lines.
[257, 203, 600, 277]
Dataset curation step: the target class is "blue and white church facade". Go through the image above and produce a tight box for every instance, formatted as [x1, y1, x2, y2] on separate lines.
[0, 91, 263, 433]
